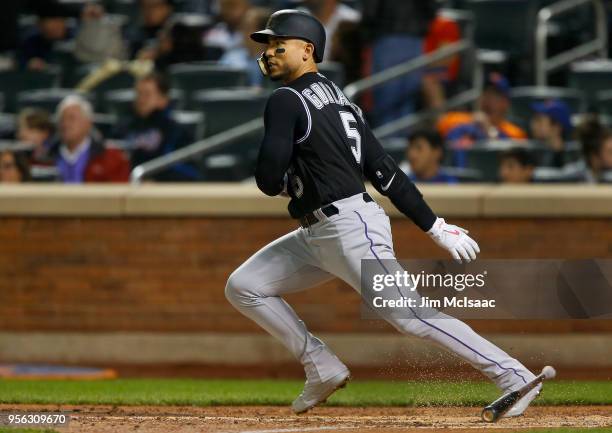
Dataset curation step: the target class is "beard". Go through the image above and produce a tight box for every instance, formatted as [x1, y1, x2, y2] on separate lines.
[269, 63, 291, 81]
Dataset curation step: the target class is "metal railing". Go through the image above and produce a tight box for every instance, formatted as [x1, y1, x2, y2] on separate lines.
[130, 118, 262, 183]
[130, 40, 480, 183]
[535, 0, 608, 86]
[344, 39, 472, 100]
[368, 40, 483, 139]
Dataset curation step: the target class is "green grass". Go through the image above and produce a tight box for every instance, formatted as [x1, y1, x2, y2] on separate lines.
[522, 430, 612, 433]
[0, 379, 611, 407]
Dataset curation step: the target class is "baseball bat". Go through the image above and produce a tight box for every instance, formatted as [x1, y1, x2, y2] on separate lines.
[75, 59, 154, 92]
[481, 365, 556, 423]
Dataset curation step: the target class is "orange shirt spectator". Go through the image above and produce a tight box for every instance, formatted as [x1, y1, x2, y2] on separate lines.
[437, 73, 527, 148]
[424, 16, 461, 82]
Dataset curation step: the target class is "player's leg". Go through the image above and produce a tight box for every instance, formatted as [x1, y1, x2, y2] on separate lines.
[314, 200, 535, 392]
[225, 229, 348, 384]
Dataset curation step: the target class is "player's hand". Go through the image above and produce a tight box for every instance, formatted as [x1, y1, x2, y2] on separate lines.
[427, 217, 480, 263]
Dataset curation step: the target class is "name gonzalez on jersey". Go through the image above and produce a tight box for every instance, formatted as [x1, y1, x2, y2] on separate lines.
[301, 78, 363, 117]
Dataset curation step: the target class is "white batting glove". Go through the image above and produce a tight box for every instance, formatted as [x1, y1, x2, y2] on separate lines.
[427, 217, 480, 263]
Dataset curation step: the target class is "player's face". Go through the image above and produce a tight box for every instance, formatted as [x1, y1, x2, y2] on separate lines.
[264, 37, 311, 81]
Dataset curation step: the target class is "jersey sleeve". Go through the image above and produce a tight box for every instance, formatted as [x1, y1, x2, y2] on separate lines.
[362, 124, 437, 231]
[255, 89, 307, 196]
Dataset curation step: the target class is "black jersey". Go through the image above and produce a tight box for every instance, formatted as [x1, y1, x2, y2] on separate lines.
[255, 71, 373, 218]
[255, 71, 437, 231]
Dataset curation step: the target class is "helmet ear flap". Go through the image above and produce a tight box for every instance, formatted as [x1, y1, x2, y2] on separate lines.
[257, 52, 270, 76]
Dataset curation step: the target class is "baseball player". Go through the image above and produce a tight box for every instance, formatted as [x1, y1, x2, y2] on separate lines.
[225, 10, 541, 416]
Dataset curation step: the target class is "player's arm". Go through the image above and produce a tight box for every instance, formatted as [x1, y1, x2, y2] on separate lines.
[362, 126, 480, 262]
[255, 90, 303, 196]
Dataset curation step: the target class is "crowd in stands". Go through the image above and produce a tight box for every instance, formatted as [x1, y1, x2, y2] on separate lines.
[0, 0, 611, 185]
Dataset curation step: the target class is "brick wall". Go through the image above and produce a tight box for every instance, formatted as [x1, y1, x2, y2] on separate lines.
[1, 217, 611, 333]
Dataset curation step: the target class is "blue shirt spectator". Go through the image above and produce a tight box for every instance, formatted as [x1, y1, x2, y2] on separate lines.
[19, 2, 75, 70]
[530, 99, 573, 168]
[219, 7, 270, 87]
[113, 72, 200, 181]
[402, 129, 458, 184]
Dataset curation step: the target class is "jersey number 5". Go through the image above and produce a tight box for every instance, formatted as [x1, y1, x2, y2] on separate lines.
[339, 111, 361, 164]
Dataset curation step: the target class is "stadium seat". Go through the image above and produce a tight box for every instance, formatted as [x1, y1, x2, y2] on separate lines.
[509, 87, 586, 128]
[49, 41, 83, 87]
[169, 63, 249, 105]
[0, 113, 15, 138]
[68, 64, 136, 111]
[102, 88, 185, 117]
[30, 165, 60, 182]
[596, 90, 612, 117]
[465, 0, 537, 57]
[441, 166, 484, 182]
[457, 140, 552, 182]
[93, 113, 118, 138]
[102, 0, 139, 22]
[171, 110, 205, 142]
[568, 60, 612, 109]
[0, 68, 60, 113]
[190, 88, 269, 136]
[453, 147, 499, 181]
[16, 89, 94, 114]
[189, 88, 267, 165]
[561, 141, 583, 165]
[200, 154, 255, 182]
[318, 62, 346, 88]
[572, 113, 612, 129]
[533, 162, 587, 183]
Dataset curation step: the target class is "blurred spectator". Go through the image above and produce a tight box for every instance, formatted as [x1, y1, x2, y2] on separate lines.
[17, 107, 55, 165]
[50, 95, 130, 183]
[576, 115, 610, 182]
[583, 132, 612, 183]
[180, 0, 215, 14]
[128, 0, 175, 57]
[203, 0, 251, 58]
[498, 147, 535, 183]
[302, 0, 361, 61]
[361, 0, 437, 126]
[330, 20, 362, 84]
[113, 73, 200, 181]
[142, 15, 209, 67]
[0, 2, 20, 54]
[530, 99, 573, 168]
[74, 3, 128, 63]
[422, 14, 461, 110]
[219, 7, 270, 86]
[401, 129, 458, 183]
[19, 1, 75, 70]
[0, 149, 31, 183]
[437, 73, 527, 167]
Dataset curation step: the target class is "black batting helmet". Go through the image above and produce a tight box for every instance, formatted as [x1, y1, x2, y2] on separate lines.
[250, 9, 326, 63]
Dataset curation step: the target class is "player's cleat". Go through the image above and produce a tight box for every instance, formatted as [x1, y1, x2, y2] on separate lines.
[502, 383, 542, 418]
[291, 369, 351, 414]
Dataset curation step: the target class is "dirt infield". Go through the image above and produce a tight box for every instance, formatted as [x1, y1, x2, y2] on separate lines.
[2, 404, 611, 433]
